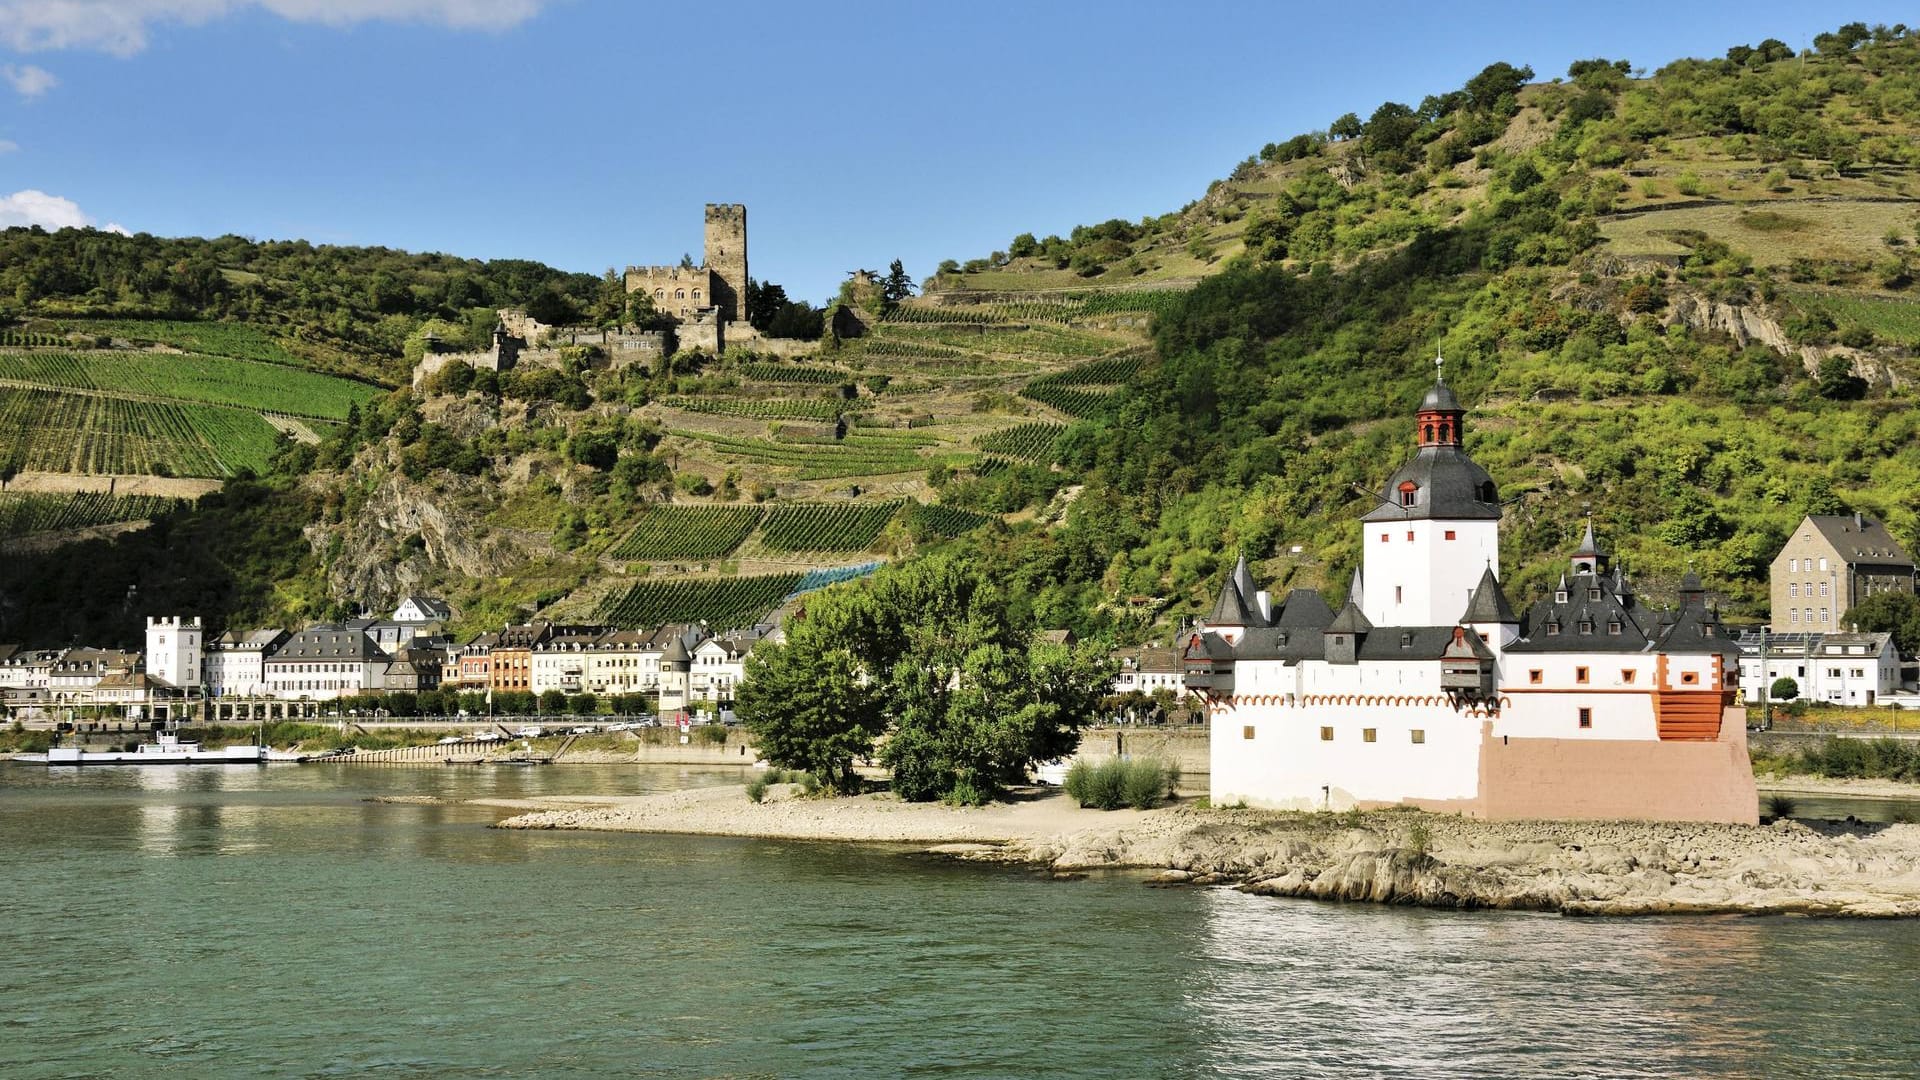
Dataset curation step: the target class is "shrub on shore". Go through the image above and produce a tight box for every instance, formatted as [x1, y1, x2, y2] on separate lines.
[1765, 793, 1798, 819]
[1066, 757, 1176, 810]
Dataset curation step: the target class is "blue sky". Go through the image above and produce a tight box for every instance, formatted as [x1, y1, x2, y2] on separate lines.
[0, 1, 1913, 304]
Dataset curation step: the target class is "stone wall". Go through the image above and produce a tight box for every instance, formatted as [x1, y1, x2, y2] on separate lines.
[1471, 710, 1758, 824]
[624, 265, 714, 319]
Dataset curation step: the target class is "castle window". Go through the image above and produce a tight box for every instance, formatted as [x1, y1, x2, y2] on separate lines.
[1423, 424, 1435, 441]
[1576, 666, 1589, 684]
[1681, 671, 1699, 685]
[1588, 588, 1602, 601]
[1578, 620, 1593, 634]
[1410, 729, 1425, 744]
[1320, 726, 1334, 741]
[1363, 728, 1377, 743]
[1381, 533, 1389, 543]
[1445, 530, 1456, 540]
[655, 289, 664, 300]
[1529, 669, 1543, 684]
[1578, 707, 1593, 729]
[692, 289, 702, 300]
[1405, 530, 1415, 542]
[1608, 621, 1622, 635]
[1399, 481, 1417, 507]
[676, 290, 685, 299]
[1555, 590, 1567, 603]
[1243, 725, 1255, 741]
[1399, 632, 1412, 647]
[1395, 587, 1404, 605]
[1546, 621, 1560, 635]
[1621, 669, 1636, 684]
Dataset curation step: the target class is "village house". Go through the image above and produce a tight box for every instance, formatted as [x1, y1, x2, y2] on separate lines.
[1771, 513, 1916, 633]
[205, 629, 289, 698]
[263, 624, 393, 701]
[1185, 370, 1756, 824]
[47, 649, 140, 708]
[1737, 630, 1903, 707]
[581, 629, 662, 698]
[690, 634, 757, 709]
[528, 629, 611, 697]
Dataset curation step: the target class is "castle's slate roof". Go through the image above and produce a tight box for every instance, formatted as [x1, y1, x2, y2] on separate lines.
[1461, 566, 1518, 624]
[1506, 571, 1652, 654]
[1802, 513, 1915, 567]
[1326, 600, 1373, 635]
[1573, 519, 1602, 560]
[1420, 380, 1462, 413]
[1209, 572, 1255, 626]
[1652, 602, 1741, 658]
[1360, 445, 1502, 522]
[1274, 589, 1336, 630]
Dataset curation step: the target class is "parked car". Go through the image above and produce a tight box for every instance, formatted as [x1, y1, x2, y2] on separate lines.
[569, 725, 595, 735]
[437, 735, 463, 745]
[514, 726, 546, 738]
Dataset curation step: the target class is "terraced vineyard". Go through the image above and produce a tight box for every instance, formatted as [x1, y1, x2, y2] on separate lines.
[0, 387, 281, 477]
[663, 395, 851, 422]
[0, 350, 379, 420]
[610, 506, 763, 560]
[1018, 353, 1147, 419]
[0, 330, 68, 347]
[903, 503, 992, 539]
[759, 502, 903, 553]
[0, 491, 184, 539]
[973, 421, 1066, 462]
[739, 363, 850, 385]
[669, 428, 970, 480]
[595, 573, 805, 631]
[57, 319, 304, 366]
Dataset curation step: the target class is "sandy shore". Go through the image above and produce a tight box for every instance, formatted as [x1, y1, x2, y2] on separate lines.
[488, 783, 1920, 917]
[1754, 774, 1920, 799]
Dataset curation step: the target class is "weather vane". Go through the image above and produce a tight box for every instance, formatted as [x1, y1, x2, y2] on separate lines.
[1434, 349, 1445, 382]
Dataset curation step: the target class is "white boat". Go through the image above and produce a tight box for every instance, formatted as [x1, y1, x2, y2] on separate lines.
[18, 734, 268, 766]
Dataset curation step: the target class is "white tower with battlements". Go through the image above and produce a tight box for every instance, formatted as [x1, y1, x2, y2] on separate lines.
[146, 616, 203, 692]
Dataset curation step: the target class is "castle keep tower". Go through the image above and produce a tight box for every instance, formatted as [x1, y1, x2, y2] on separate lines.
[703, 203, 747, 324]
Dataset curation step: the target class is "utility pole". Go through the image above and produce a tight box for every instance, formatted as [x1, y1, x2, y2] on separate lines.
[1760, 623, 1771, 731]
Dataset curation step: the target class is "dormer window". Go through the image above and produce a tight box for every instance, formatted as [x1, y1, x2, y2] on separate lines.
[1546, 621, 1561, 635]
[1398, 481, 1418, 507]
[1578, 620, 1594, 634]
[1400, 632, 1413, 648]
[1588, 588, 1602, 601]
[1608, 621, 1622, 635]
[1555, 590, 1568, 603]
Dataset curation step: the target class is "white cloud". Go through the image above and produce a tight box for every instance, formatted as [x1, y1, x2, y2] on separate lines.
[0, 1, 548, 56]
[0, 189, 124, 232]
[0, 139, 18, 154]
[2, 63, 57, 98]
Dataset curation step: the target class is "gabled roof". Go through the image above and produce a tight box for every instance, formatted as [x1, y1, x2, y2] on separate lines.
[1801, 513, 1916, 568]
[270, 624, 391, 662]
[1573, 519, 1602, 560]
[1461, 566, 1518, 624]
[1273, 589, 1336, 630]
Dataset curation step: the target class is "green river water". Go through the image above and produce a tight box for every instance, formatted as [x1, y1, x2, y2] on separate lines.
[2, 763, 1918, 1079]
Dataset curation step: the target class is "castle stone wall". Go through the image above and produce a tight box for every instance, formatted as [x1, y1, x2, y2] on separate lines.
[703, 203, 747, 324]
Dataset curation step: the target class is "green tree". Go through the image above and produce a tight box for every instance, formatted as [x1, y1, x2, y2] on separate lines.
[538, 689, 567, 714]
[1769, 676, 1800, 701]
[1329, 112, 1363, 140]
[1816, 356, 1867, 400]
[737, 601, 885, 794]
[881, 259, 916, 307]
[1841, 592, 1920, 656]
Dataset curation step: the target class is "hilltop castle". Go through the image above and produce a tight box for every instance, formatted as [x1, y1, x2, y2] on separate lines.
[1185, 365, 1758, 824]
[625, 203, 748, 325]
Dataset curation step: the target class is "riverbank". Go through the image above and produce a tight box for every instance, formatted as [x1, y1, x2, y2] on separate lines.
[1755, 774, 1920, 800]
[489, 784, 1920, 917]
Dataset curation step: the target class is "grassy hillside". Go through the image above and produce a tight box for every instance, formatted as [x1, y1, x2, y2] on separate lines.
[916, 24, 1920, 634]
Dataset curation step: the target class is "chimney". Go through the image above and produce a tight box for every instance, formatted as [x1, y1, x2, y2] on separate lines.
[1854, 511, 1864, 531]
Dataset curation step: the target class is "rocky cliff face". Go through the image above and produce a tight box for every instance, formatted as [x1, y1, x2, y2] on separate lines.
[1663, 290, 1907, 389]
[306, 472, 538, 612]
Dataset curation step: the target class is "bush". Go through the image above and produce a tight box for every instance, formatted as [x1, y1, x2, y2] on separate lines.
[696, 723, 729, 745]
[1765, 793, 1798, 819]
[1065, 757, 1173, 810]
[746, 776, 769, 803]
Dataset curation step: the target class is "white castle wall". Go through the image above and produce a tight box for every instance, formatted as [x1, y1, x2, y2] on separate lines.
[1362, 518, 1498, 627]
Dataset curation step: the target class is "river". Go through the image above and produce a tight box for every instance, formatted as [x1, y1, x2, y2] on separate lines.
[2, 763, 1918, 1078]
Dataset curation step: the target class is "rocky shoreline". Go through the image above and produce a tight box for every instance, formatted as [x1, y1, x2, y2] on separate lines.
[486, 783, 1920, 918]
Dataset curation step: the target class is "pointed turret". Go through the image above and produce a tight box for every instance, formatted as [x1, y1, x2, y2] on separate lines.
[1461, 565, 1518, 625]
[1209, 570, 1253, 627]
[1572, 518, 1603, 575]
[1347, 565, 1364, 611]
[1231, 555, 1259, 610]
[1323, 596, 1371, 665]
[1678, 569, 1706, 609]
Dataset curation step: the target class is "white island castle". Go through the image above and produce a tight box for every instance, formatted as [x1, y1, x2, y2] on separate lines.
[1185, 369, 1757, 824]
